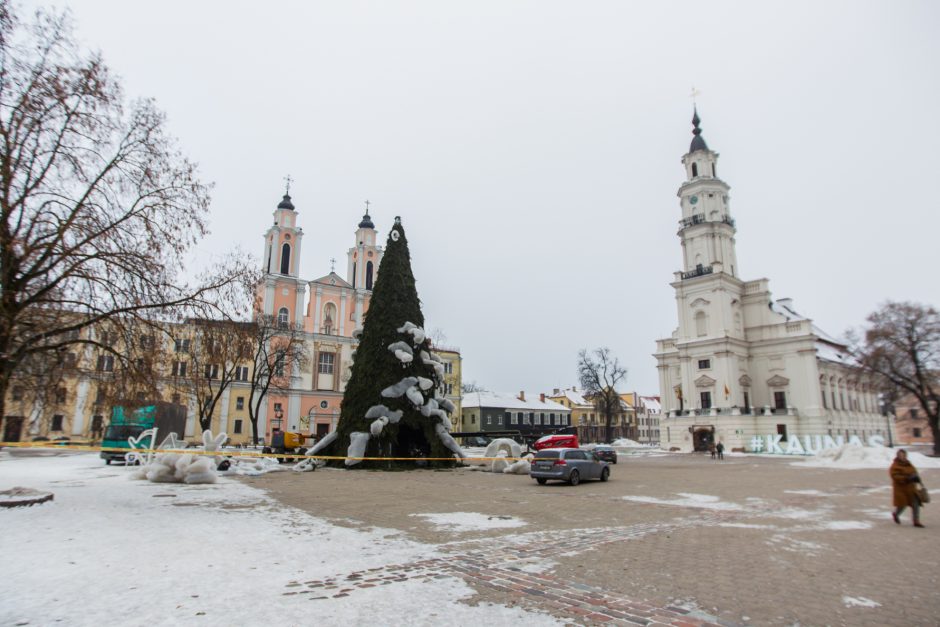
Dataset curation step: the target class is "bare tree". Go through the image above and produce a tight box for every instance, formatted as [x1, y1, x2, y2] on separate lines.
[853, 301, 940, 455]
[170, 319, 254, 432]
[245, 315, 308, 445]
[461, 381, 487, 394]
[578, 347, 628, 443]
[0, 3, 251, 422]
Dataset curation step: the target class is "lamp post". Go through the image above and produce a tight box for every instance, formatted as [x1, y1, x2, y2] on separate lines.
[273, 407, 284, 433]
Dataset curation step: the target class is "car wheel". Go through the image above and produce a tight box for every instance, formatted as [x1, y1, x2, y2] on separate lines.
[105, 459, 111, 465]
[536, 478, 547, 485]
[568, 470, 580, 486]
[600, 467, 610, 482]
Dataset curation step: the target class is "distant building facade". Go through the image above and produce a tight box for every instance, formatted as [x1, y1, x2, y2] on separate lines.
[461, 391, 571, 437]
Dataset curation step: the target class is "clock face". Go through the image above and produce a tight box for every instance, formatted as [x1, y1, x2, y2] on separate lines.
[690, 195, 699, 205]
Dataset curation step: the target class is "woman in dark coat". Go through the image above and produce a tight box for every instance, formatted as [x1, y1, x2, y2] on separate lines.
[890, 449, 924, 528]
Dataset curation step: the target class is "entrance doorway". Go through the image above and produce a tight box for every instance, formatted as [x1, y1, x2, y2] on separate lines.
[315, 423, 330, 440]
[693, 427, 714, 452]
[3, 416, 24, 442]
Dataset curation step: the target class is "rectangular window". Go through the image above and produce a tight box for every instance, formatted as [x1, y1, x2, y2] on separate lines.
[700, 391, 712, 409]
[777, 423, 788, 442]
[172, 361, 187, 377]
[821, 389, 827, 409]
[204, 364, 219, 380]
[528, 412, 534, 425]
[203, 395, 212, 411]
[51, 414, 64, 431]
[235, 366, 249, 381]
[505, 412, 513, 425]
[549, 413, 555, 425]
[497, 414, 503, 426]
[55, 388, 67, 404]
[236, 396, 244, 410]
[12, 387, 23, 401]
[174, 339, 191, 353]
[63, 352, 77, 368]
[470, 414, 475, 424]
[98, 331, 113, 346]
[96, 355, 114, 372]
[274, 350, 286, 377]
[486, 415, 491, 425]
[91, 415, 103, 435]
[234, 419, 243, 434]
[317, 352, 335, 375]
[697, 359, 711, 369]
[913, 428, 922, 438]
[139, 334, 154, 349]
[774, 391, 787, 410]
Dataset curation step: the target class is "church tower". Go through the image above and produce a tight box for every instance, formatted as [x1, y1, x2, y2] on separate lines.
[259, 185, 306, 325]
[672, 109, 745, 344]
[346, 203, 384, 331]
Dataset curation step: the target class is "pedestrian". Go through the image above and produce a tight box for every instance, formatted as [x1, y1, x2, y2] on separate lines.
[890, 449, 925, 528]
[709, 442, 716, 459]
[716, 441, 724, 461]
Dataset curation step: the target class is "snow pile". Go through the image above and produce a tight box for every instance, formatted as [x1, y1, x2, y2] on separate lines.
[411, 512, 527, 531]
[843, 596, 881, 608]
[796, 444, 940, 470]
[223, 456, 285, 477]
[612, 438, 644, 447]
[503, 456, 532, 475]
[131, 430, 227, 484]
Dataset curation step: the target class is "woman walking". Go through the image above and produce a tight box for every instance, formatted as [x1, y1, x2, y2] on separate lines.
[890, 449, 925, 528]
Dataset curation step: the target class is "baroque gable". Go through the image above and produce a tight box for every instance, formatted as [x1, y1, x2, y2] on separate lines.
[694, 374, 716, 388]
[766, 374, 790, 387]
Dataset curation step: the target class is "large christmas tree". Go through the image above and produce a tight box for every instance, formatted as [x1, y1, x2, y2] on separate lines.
[313, 217, 464, 469]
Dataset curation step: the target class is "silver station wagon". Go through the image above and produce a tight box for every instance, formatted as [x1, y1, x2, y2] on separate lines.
[529, 448, 610, 486]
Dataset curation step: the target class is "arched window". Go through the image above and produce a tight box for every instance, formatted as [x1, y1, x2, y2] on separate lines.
[277, 307, 289, 328]
[691, 163, 698, 177]
[366, 261, 374, 290]
[695, 311, 707, 337]
[323, 303, 337, 335]
[712, 163, 717, 177]
[280, 243, 291, 275]
[352, 262, 357, 288]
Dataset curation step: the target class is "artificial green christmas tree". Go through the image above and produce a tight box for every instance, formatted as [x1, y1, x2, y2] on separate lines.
[313, 217, 464, 469]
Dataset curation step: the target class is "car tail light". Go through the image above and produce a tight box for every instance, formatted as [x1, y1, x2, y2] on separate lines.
[553, 459, 567, 466]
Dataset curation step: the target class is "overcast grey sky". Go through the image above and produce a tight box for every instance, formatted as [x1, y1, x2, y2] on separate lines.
[29, 0, 940, 395]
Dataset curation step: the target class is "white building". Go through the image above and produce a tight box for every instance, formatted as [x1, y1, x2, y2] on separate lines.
[654, 110, 891, 452]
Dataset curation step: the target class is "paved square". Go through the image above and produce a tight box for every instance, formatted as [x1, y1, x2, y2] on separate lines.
[248, 453, 939, 626]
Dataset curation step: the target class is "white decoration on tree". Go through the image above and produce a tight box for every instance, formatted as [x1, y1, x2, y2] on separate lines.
[346, 432, 370, 467]
[381, 377, 419, 398]
[417, 377, 434, 391]
[370, 416, 389, 437]
[405, 385, 425, 407]
[397, 322, 426, 345]
[394, 350, 413, 364]
[434, 423, 466, 458]
[387, 341, 413, 355]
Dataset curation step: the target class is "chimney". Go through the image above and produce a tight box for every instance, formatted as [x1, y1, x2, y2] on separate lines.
[553, 388, 559, 395]
[518, 391, 525, 401]
[540, 393, 545, 403]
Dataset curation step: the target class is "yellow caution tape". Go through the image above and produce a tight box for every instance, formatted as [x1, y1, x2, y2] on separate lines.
[0, 441, 527, 462]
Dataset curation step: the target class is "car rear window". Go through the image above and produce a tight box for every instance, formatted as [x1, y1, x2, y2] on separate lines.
[565, 450, 586, 460]
[534, 450, 560, 459]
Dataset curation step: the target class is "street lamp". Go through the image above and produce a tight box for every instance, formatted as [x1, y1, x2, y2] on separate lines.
[273, 407, 284, 433]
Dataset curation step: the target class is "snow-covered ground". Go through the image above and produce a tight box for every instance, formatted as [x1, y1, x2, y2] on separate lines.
[793, 444, 940, 470]
[0, 452, 560, 626]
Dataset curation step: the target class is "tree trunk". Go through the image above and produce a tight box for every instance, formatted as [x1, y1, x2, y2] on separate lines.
[930, 413, 940, 457]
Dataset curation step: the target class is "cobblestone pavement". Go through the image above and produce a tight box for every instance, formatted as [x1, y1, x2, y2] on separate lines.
[247, 454, 940, 626]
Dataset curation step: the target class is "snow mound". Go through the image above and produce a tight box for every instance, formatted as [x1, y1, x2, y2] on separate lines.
[411, 512, 527, 531]
[132, 430, 227, 484]
[796, 444, 940, 470]
[611, 438, 644, 447]
[225, 457, 285, 476]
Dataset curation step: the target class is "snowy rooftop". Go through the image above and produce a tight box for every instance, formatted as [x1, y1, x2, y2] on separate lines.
[769, 298, 856, 366]
[463, 391, 569, 412]
[546, 388, 591, 407]
[639, 396, 662, 412]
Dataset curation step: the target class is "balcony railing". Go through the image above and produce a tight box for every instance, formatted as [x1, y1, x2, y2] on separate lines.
[681, 264, 713, 280]
[678, 214, 736, 229]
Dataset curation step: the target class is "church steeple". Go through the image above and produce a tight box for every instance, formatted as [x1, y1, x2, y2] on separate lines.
[676, 109, 738, 279]
[347, 200, 383, 292]
[689, 107, 708, 153]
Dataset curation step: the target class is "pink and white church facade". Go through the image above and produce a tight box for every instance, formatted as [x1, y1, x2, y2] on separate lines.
[257, 192, 384, 441]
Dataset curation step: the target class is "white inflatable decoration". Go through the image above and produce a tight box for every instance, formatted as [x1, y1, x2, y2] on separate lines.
[131, 429, 227, 484]
[483, 438, 522, 461]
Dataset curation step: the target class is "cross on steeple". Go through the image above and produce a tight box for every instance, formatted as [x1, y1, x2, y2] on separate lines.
[364, 199, 371, 214]
[330, 257, 336, 272]
[283, 174, 294, 195]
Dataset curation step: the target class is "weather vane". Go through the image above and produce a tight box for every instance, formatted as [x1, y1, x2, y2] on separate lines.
[690, 86, 701, 105]
[330, 257, 336, 272]
[283, 174, 293, 195]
